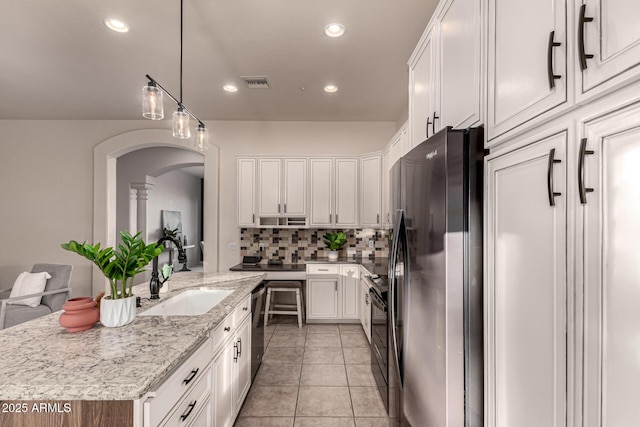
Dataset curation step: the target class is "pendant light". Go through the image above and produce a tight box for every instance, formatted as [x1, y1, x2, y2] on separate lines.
[142, 0, 208, 151]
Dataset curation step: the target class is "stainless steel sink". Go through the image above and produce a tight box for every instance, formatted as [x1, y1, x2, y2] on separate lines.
[139, 288, 234, 316]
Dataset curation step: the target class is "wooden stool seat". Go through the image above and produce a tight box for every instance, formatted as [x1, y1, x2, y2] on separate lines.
[264, 281, 305, 328]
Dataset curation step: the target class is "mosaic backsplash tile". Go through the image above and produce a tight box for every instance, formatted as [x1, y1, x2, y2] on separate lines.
[240, 228, 390, 262]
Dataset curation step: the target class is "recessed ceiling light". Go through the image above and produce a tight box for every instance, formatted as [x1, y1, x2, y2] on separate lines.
[324, 23, 345, 38]
[324, 85, 338, 93]
[104, 18, 129, 33]
[223, 84, 238, 93]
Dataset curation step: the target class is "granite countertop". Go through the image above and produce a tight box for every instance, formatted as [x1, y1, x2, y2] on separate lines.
[0, 271, 265, 401]
[229, 262, 306, 272]
[230, 257, 389, 277]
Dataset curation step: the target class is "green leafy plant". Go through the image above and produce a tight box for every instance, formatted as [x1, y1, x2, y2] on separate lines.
[61, 231, 163, 299]
[323, 231, 348, 251]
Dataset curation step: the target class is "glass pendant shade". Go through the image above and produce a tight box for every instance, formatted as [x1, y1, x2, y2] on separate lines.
[195, 125, 208, 152]
[142, 85, 164, 120]
[173, 108, 191, 139]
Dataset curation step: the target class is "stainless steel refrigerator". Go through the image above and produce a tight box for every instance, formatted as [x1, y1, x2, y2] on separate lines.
[389, 126, 484, 426]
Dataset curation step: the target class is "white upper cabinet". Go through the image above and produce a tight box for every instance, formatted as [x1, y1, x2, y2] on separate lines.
[309, 158, 333, 227]
[237, 158, 256, 227]
[409, 23, 438, 149]
[283, 158, 307, 216]
[258, 158, 282, 217]
[577, 0, 640, 101]
[334, 158, 359, 228]
[360, 154, 382, 228]
[438, 0, 483, 130]
[487, 0, 567, 141]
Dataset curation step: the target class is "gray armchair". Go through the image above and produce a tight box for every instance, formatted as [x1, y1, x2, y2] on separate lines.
[0, 264, 72, 329]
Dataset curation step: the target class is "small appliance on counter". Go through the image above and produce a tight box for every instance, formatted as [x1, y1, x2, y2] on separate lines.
[242, 255, 262, 266]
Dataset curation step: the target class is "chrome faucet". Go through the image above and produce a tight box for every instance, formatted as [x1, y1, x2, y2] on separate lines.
[149, 236, 187, 299]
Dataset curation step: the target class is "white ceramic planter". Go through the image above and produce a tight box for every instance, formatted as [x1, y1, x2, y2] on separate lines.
[100, 295, 136, 327]
[327, 250, 339, 261]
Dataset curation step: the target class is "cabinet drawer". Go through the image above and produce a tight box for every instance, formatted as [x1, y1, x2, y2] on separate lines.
[307, 264, 340, 275]
[162, 367, 212, 427]
[233, 295, 251, 326]
[211, 314, 235, 352]
[144, 338, 211, 427]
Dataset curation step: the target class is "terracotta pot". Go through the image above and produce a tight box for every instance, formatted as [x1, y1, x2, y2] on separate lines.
[100, 295, 136, 327]
[59, 297, 100, 333]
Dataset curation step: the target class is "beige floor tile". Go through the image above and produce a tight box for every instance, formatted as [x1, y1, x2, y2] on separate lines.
[346, 365, 378, 387]
[294, 417, 355, 427]
[300, 364, 348, 386]
[340, 332, 369, 348]
[263, 347, 305, 365]
[343, 347, 372, 365]
[296, 386, 353, 417]
[305, 333, 342, 348]
[354, 418, 390, 427]
[349, 387, 387, 418]
[268, 333, 306, 348]
[306, 324, 340, 334]
[303, 347, 345, 365]
[234, 417, 294, 427]
[240, 386, 298, 417]
[339, 324, 364, 333]
[255, 364, 302, 386]
[272, 330, 308, 341]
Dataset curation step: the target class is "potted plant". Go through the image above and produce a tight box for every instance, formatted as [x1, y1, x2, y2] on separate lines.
[323, 231, 347, 261]
[61, 231, 163, 327]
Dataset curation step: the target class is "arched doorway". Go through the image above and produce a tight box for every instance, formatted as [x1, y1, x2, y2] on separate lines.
[92, 129, 219, 295]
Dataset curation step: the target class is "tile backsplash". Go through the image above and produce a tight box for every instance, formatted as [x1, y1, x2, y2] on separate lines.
[240, 228, 390, 262]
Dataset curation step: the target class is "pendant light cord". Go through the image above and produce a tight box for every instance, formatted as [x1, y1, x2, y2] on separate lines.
[179, 0, 183, 105]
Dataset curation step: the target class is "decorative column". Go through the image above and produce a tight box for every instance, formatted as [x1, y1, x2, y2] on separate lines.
[130, 177, 155, 242]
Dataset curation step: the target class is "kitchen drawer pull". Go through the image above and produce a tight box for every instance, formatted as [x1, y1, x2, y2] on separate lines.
[365, 294, 369, 305]
[182, 368, 199, 385]
[224, 326, 231, 332]
[426, 117, 432, 138]
[242, 306, 248, 311]
[578, 4, 594, 71]
[237, 337, 242, 357]
[547, 148, 562, 206]
[432, 111, 439, 135]
[578, 138, 595, 204]
[547, 31, 562, 89]
[318, 268, 329, 271]
[233, 342, 239, 363]
[179, 400, 197, 422]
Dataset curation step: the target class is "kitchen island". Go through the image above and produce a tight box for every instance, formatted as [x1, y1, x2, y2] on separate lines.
[0, 271, 264, 426]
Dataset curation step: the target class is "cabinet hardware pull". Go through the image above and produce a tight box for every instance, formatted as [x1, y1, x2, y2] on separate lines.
[224, 326, 231, 332]
[329, 214, 332, 224]
[182, 368, 199, 385]
[233, 342, 238, 362]
[252, 213, 255, 223]
[578, 4, 594, 71]
[335, 214, 339, 223]
[180, 400, 197, 422]
[377, 213, 380, 224]
[284, 203, 287, 213]
[426, 117, 432, 138]
[319, 268, 329, 271]
[547, 31, 562, 89]
[547, 148, 562, 206]
[278, 204, 281, 213]
[578, 138, 595, 204]
[243, 306, 248, 311]
[432, 112, 439, 135]
[335, 282, 338, 292]
[237, 337, 242, 357]
[365, 294, 369, 305]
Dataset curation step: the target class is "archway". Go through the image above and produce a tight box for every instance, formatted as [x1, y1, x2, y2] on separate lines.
[93, 129, 219, 295]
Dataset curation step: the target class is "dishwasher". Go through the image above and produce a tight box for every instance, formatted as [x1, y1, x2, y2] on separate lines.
[250, 281, 266, 381]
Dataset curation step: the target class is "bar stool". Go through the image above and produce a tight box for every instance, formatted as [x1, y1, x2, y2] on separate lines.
[263, 281, 305, 328]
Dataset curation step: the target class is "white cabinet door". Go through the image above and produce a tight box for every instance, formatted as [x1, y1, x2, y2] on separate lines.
[438, 0, 482, 129]
[213, 340, 234, 427]
[486, 131, 567, 427]
[258, 158, 282, 217]
[360, 278, 371, 343]
[340, 265, 360, 319]
[307, 278, 338, 319]
[283, 158, 307, 216]
[237, 158, 256, 227]
[382, 147, 392, 228]
[309, 158, 333, 227]
[409, 24, 438, 148]
[233, 316, 252, 415]
[487, 0, 567, 140]
[579, 0, 640, 99]
[580, 102, 640, 427]
[360, 154, 382, 228]
[335, 158, 358, 227]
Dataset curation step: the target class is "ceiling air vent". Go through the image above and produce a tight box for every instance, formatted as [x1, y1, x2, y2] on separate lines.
[241, 76, 270, 89]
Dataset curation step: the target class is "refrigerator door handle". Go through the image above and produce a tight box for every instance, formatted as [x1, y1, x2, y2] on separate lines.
[389, 210, 404, 389]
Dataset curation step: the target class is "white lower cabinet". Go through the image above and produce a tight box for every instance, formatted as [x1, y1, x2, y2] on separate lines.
[306, 264, 360, 322]
[359, 276, 371, 343]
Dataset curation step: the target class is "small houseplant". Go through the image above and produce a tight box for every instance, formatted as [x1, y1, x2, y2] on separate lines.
[61, 231, 163, 327]
[323, 231, 347, 260]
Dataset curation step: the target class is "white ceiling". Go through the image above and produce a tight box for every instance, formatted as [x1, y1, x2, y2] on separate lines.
[0, 0, 438, 122]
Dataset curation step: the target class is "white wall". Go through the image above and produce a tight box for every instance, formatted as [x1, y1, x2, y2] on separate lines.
[0, 119, 394, 297]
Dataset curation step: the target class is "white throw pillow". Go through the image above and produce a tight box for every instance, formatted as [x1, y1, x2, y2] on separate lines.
[7, 272, 52, 307]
